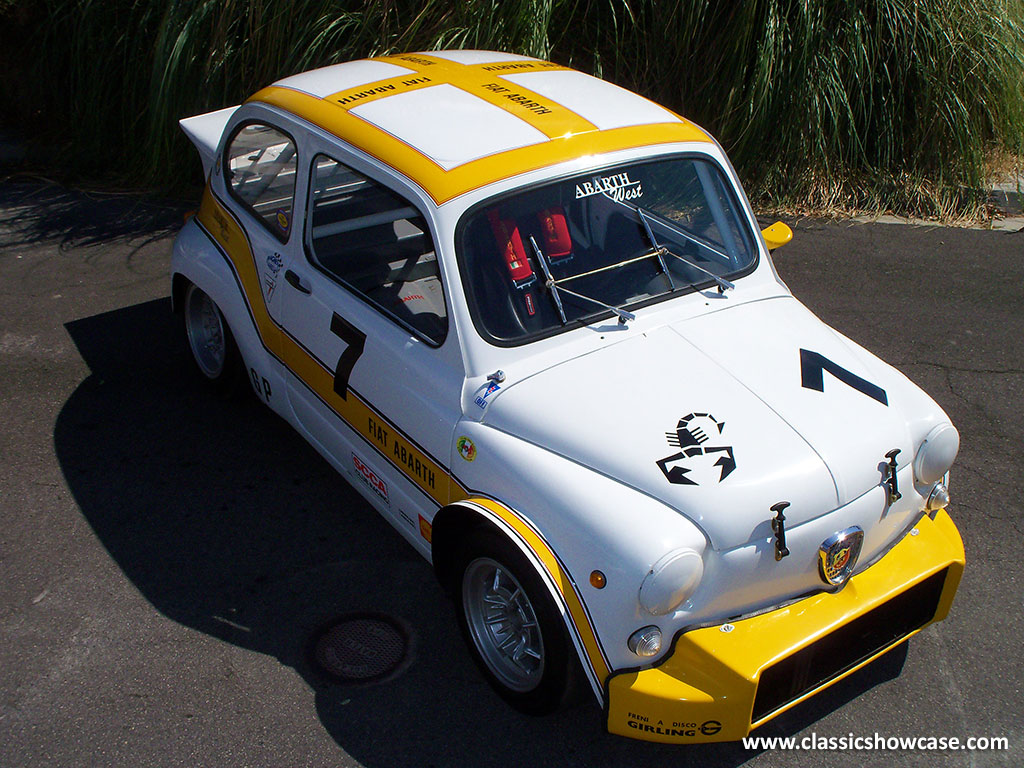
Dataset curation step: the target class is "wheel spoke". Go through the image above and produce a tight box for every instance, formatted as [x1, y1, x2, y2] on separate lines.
[186, 286, 227, 379]
[463, 557, 545, 692]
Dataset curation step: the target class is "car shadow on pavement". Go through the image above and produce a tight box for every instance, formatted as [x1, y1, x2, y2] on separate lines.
[0, 180, 192, 249]
[55, 297, 909, 767]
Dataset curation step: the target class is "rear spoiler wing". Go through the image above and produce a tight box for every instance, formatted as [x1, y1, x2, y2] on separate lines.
[179, 105, 239, 179]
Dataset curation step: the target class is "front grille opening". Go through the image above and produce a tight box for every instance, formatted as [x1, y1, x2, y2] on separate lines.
[752, 568, 947, 723]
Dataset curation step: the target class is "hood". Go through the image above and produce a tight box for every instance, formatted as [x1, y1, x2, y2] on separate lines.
[483, 296, 923, 550]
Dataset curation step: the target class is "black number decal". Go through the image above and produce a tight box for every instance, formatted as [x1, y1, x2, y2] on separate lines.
[249, 368, 273, 403]
[330, 313, 366, 400]
[799, 348, 888, 406]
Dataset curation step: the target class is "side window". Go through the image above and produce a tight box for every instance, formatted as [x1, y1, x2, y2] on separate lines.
[307, 154, 447, 344]
[225, 124, 297, 241]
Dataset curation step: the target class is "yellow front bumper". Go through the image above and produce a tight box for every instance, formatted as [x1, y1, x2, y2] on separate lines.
[606, 509, 964, 743]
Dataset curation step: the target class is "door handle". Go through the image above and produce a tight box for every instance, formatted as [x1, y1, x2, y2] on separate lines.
[284, 269, 311, 295]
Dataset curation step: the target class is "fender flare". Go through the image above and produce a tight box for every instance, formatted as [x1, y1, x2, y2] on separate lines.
[432, 497, 611, 702]
[171, 215, 282, 410]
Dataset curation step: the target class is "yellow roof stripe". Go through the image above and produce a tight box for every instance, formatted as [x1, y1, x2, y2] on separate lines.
[327, 72, 439, 111]
[251, 56, 712, 204]
[367, 54, 598, 140]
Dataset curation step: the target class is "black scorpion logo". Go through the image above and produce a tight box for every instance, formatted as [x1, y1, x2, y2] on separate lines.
[656, 412, 737, 486]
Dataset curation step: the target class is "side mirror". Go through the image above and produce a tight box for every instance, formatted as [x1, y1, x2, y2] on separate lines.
[761, 221, 793, 251]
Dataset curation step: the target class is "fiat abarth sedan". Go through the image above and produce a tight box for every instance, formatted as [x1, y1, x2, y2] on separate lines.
[172, 49, 964, 743]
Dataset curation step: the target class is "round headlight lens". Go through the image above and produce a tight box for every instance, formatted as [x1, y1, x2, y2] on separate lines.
[639, 548, 703, 616]
[914, 423, 959, 485]
[627, 626, 663, 657]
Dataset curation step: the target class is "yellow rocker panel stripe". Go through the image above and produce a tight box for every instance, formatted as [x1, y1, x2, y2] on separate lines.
[197, 188, 451, 506]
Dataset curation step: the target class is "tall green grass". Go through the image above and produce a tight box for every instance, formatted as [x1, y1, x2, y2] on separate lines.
[3, 0, 1022, 217]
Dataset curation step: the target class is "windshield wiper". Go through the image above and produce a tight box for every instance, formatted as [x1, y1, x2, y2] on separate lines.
[528, 236, 636, 326]
[636, 207, 735, 294]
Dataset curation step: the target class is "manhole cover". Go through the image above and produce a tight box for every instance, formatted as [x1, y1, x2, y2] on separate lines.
[310, 612, 412, 685]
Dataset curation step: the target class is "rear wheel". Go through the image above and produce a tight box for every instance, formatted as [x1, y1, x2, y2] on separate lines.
[454, 529, 576, 714]
[183, 282, 246, 396]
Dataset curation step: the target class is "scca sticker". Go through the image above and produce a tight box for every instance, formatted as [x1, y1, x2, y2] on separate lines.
[263, 252, 283, 300]
[457, 436, 477, 462]
[352, 452, 389, 503]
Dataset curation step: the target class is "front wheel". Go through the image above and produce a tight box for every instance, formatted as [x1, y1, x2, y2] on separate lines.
[454, 529, 577, 714]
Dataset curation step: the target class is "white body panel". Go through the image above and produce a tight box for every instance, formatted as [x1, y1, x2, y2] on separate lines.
[500, 70, 683, 129]
[274, 60, 415, 97]
[350, 84, 549, 169]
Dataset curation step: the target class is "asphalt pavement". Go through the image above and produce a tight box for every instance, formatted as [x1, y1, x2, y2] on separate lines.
[1, 181, 1021, 767]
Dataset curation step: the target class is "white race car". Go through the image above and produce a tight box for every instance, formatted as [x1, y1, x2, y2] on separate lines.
[172, 50, 964, 743]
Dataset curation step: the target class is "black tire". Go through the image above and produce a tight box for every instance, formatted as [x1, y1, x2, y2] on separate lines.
[453, 528, 578, 715]
[181, 282, 248, 397]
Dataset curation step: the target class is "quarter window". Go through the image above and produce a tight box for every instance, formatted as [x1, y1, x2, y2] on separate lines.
[307, 154, 447, 343]
[225, 124, 297, 241]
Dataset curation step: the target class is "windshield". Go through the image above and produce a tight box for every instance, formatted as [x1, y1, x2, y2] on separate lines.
[456, 155, 758, 345]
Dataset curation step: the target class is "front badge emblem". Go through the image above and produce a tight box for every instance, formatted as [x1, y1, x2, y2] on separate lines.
[818, 526, 864, 588]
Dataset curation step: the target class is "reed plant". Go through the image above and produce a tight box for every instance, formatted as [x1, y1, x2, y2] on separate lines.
[2, 0, 1022, 218]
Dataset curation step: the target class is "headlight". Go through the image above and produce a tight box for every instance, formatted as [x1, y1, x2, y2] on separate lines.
[914, 423, 959, 485]
[639, 548, 703, 615]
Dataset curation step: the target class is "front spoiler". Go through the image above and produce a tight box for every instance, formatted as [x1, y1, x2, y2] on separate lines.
[605, 509, 964, 743]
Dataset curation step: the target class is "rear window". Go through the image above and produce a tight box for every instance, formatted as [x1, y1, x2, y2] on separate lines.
[224, 123, 297, 241]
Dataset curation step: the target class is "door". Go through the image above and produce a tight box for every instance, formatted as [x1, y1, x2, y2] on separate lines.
[277, 150, 464, 531]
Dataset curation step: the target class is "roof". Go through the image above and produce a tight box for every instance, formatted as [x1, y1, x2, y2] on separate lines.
[248, 50, 711, 204]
